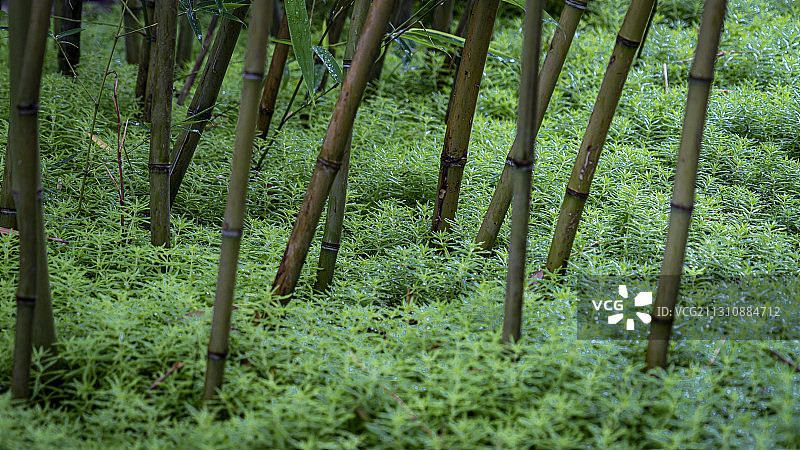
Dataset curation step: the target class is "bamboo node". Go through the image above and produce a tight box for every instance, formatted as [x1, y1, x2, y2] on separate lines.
[0, 208, 17, 217]
[342, 59, 352, 70]
[688, 74, 714, 84]
[441, 154, 468, 168]
[321, 241, 340, 251]
[243, 71, 265, 81]
[565, 0, 587, 10]
[670, 201, 694, 212]
[616, 35, 640, 49]
[148, 163, 171, 173]
[565, 187, 589, 200]
[207, 351, 228, 360]
[221, 228, 243, 238]
[650, 314, 674, 325]
[316, 156, 342, 171]
[17, 103, 41, 115]
[15, 296, 36, 307]
[505, 157, 533, 171]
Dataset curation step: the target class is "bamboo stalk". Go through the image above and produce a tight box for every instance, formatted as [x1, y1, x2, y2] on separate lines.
[203, 0, 272, 402]
[149, 0, 178, 247]
[313, 0, 372, 294]
[255, 13, 289, 138]
[646, 0, 727, 371]
[503, 0, 543, 344]
[476, 0, 586, 250]
[176, 14, 193, 67]
[123, 0, 143, 65]
[10, 0, 56, 400]
[176, 14, 219, 106]
[53, 0, 83, 76]
[637, 0, 658, 60]
[170, 7, 249, 204]
[432, 0, 454, 32]
[439, 0, 475, 79]
[272, 0, 396, 299]
[545, 0, 656, 274]
[135, 1, 154, 105]
[0, 0, 32, 230]
[430, 0, 500, 233]
[144, 1, 158, 121]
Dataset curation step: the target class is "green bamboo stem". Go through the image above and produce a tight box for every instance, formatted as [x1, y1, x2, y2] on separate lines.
[176, 15, 193, 67]
[503, 0, 543, 344]
[255, 13, 290, 138]
[170, 6, 249, 204]
[431, 0, 500, 233]
[637, 0, 657, 61]
[0, 0, 32, 230]
[135, 1, 154, 104]
[11, 0, 56, 400]
[272, 0, 396, 300]
[144, 1, 157, 121]
[313, 0, 372, 294]
[476, 0, 586, 250]
[203, 0, 272, 402]
[123, 0, 143, 65]
[53, 0, 83, 76]
[545, 0, 655, 274]
[149, 0, 178, 247]
[646, 0, 727, 371]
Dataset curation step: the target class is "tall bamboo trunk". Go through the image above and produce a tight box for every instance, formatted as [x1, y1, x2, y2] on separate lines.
[503, 0, 543, 343]
[272, 0, 396, 300]
[637, 0, 658, 60]
[149, 0, 178, 247]
[476, 0, 586, 250]
[313, 0, 372, 294]
[367, 0, 411, 82]
[432, 0, 455, 32]
[431, 0, 500, 233]
[123, 0, 143, 65]
[203, 0, 273, 402]
[255, 13, 290, 138]
[646, 0, 727, 371]
[143, 1, 158, 120]
[545, 0, 656, 274]
[170, 7, 249, 204]
[439, 0, 475, 80]
[177, 15, 219, 106]
[53, 0, 83, 76]
[176, 15, 194, 67]
[135, 1, 155, 112]
[10, 0, 57, 400]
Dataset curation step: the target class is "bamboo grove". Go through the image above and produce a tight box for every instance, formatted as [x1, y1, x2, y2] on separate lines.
[2, 0, 733, 402]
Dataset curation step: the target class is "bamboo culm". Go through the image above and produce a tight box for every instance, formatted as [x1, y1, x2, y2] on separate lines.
[646, 0, 727, 371]
[545, 0, 656, 275]
[176, 15, 194, 67]
[313, 0, 373, 294]
[170, 7, 249, 205]
[123, 0, 143, 65]
[177, 15, 219, 106]
[272, 0, 396, 300]
[203, 0, 273, 402]
[10, 0, 57, 400]
[255, 13, 290, 138]
[53, 0, 83, 76]
[143, 1, 158, 121]
[431, 0, 500, 233]
[149, 0, 178, 247]
[503, 0, 543, 344]
[476, 0, 586, 250]
[134, 1, 154, 105]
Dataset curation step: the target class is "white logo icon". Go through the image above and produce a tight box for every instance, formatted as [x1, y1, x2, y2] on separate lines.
[607, 285, 652, 330]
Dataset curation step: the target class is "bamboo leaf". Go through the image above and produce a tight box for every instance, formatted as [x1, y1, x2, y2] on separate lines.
[399, 28, 517, 63]
[500, 0, 525, 10]
[181, 0, 203, 42]
[312, 45, 343, 84]
[55, 27, 85, 39]
[285, 0, 315, 96]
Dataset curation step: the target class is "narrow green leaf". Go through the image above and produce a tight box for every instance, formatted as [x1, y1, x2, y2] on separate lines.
[500, 0, 525, 10]
[398, 28, 518, 64]
[181, 0, 203, 43]
[285, 0, 315, 97]
[312, 46, 343, 84]
[56, 27, 86, 39]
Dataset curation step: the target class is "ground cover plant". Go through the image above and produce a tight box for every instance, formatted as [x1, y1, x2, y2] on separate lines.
[1, 0, 800, 447]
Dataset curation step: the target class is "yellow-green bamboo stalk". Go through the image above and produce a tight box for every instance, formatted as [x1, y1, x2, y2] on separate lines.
[255, 13, 289, 138]
[314, 0, 372, 294]
[476, 0, 586, 250]
[431, 0, 500, 233]
[203, 0, 272, 402]
[123, 0, 143, 65]
[53, 0, 83, 76]
[646, 0, 727, 371]
[273, 0, 396, 300]
[149, 0, 177, 247]
[503, 0, 543, 344]
[170, 6, 249, 204]
[176, 15, 193, 67]
[11, 0, 56, 400]
[545, 0, 655, 274]
[135, 1, 154, 104]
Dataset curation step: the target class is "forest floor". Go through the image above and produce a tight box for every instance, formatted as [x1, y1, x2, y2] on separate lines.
[1, 0, 800, 447]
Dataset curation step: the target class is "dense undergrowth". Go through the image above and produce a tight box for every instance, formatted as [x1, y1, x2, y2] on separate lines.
[1, 0, 800, 447]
